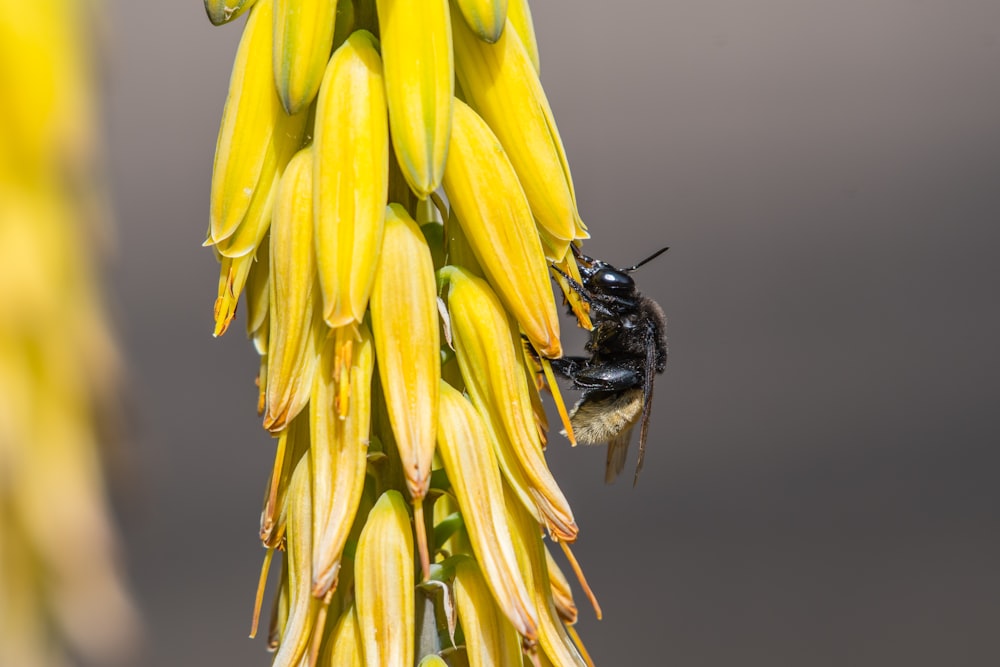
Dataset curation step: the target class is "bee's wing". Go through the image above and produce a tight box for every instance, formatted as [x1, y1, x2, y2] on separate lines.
[605, 424, 636, 484]
[632, 325, 659, 487]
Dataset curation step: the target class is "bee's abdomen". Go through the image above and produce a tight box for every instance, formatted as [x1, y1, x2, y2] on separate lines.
[566, 388, 644, 445]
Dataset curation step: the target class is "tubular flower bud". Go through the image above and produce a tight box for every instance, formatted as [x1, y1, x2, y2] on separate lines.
[442, 100, 561, 358]
[271, 454, 319, 667]
[314, 30, 389, 328]
[259, 409, 309, 548]
[264, 147, 323, 431]
[371, 205, 439, 502]
[453, 558, 525, 667]
[551, 250, 593, 331]
[454, 0, 508, 44]
[204, 0, 257, 25]
[273, 0, 338, 114]
[209, 0, 307, 249]
[438, 381, 538, 638]
[244, 235, 270, 346]
[545, 546, 578, 625]
[355, 491, 415, 667]
[506, 491, 588, 667]
[310, 324, 374, 597]
[213, 251, 255, 337]
[440, 266, 577, 541]
[452, 8, 584, 255]
[507, 0, 540, 73]
[376, 0, 454, 198]
[322, 605, 363, 667]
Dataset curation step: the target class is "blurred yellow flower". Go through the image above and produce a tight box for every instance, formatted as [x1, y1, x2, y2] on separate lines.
[0, 1, 139, 665]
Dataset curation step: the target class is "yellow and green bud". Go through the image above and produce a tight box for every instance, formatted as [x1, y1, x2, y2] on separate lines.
[453, 8, 585, 259]
[442, 100, 561, 358]
[355, 490, 415, 667]
[244, 235, 270, 347]
[209, 0, 307, 249]
[273, 0, 338, 114]
[213, 251, 255, 337]
[440, 266, 577, 542]
[507, 0, 540, 73]
[314, 30, 389, 328]
[322, 605, 364, 666]
[310, 324, 374, 597]
[453, 558, 525, 667]
[454, 0, 508, 44]
[376, 0, 454, 198]
[270, 453, 319, 667]
[260, 410, 309, 548]
[370, 205, 439, 503]
[264, 146, 323, 431]
[204, 0, 257, 25]
[545, 546, 578, 625]
[506, 492, 588, 667]
[438, 381, 538, 638]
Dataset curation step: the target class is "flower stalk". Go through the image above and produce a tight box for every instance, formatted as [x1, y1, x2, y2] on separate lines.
[205, 0, 599, 663]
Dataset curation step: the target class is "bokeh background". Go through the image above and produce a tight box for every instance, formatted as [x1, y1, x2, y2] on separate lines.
[104, 1, 999, 665]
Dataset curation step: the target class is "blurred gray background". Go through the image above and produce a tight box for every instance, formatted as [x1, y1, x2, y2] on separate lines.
[104, 1, 1000, 665]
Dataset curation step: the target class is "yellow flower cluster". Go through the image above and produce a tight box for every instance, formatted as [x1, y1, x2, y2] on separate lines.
[204, 0, 599, 664]
[0, 1, 138, 666]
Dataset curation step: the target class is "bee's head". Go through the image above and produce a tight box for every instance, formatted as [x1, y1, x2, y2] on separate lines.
[573, 246, 669, 297]
[587, 265, 636, 296]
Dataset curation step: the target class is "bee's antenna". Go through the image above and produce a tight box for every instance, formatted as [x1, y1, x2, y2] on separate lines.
[623, 246, 669, 273]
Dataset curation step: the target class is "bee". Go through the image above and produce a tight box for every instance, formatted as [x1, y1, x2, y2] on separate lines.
[552, 245, 669, 486]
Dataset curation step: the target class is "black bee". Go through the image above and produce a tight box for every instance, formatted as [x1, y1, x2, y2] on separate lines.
[552, 245, 668, 486]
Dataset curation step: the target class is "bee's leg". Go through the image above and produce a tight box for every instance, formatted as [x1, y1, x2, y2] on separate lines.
[550, 265, 618, 319]
[589, 319, 622, 351]
[573, 364, 640, 394]
[550, 264, 589, 298]
[570, 243, 597, 267]
[549, 356, 590, 380]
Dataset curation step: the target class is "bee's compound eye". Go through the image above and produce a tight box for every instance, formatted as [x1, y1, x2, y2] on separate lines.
[594, 268, 634, 294]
